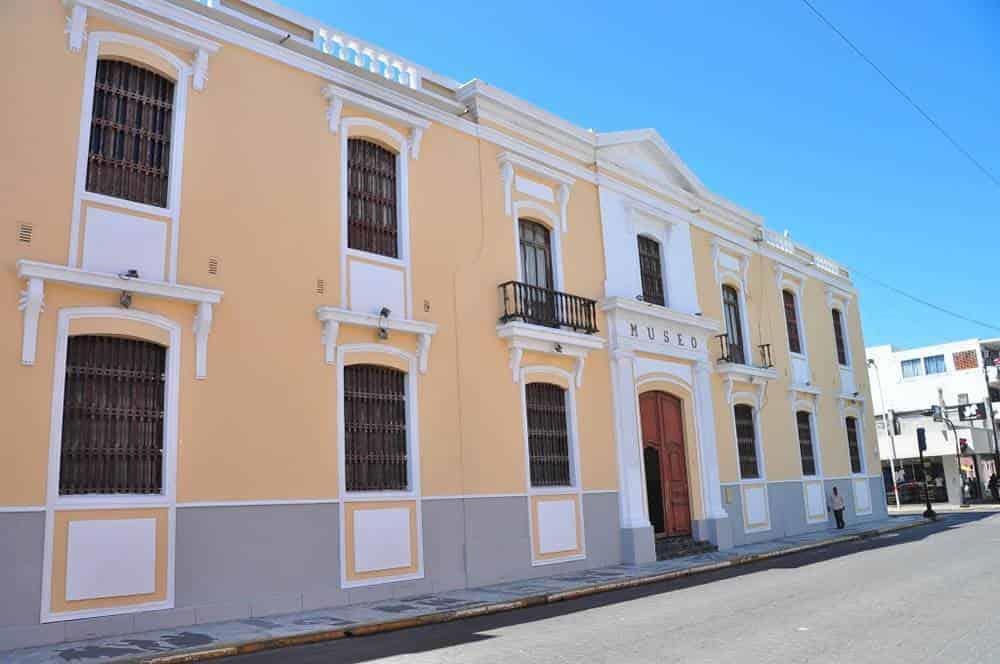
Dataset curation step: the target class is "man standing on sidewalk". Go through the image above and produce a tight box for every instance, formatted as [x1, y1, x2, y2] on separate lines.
[829, 486, 846, 529]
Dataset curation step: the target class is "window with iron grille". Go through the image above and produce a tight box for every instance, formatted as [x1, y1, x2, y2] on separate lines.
[734, 404, 760, 479]
[86, 59, 175, 208]
[347, 138, 398, 258]
[796, 411, 816, 476]
[783, 290, 802, 354]
[344, 364, 408, 491]
[832, 308, 848, 366]
[525, 382, 571, 487]
[722, 285, 746, 364]
[637, 235, 665, 306]
[845, 416, 862, 474]
[59, 335, 166, 495]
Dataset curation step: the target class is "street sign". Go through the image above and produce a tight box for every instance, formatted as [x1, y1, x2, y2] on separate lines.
[959, 402, 987, 422]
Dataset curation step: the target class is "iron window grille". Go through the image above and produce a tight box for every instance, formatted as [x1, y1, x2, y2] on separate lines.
[782, 290, 802, 354]
[637, 235, 665, 306]
[846, 416, 862, 474]
[734, 404, 760, 480]
[796, 411, 816, 476]
[525, 382, 572, 487]
[347, 138, 398, 258]
[832, 308, 848, 366]
[86, 59, 174, 208]
[344, 364, 408, 491]
[59, 335, 166, 495]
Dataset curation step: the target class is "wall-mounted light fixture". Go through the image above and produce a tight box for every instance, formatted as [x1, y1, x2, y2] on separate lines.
[377, 307, 391, 340]
[118, 269, 139, 309]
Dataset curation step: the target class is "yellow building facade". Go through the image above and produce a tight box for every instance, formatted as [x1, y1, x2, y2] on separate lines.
[1, 0, 885, 649]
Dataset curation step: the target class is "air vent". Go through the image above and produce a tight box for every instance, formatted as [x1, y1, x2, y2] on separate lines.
[316, 278, 326, 295]
[207, 257, 219, 275]
[17, 223, 32, 244]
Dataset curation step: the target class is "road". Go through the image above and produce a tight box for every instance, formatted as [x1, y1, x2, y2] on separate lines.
[233, 513, 1000, 663]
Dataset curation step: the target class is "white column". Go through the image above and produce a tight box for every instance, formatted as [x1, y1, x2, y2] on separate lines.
[693, 361, 728, 520]
[610, 349, 649, 530]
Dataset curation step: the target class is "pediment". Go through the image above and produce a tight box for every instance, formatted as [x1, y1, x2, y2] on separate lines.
[596, 129, 705, 195]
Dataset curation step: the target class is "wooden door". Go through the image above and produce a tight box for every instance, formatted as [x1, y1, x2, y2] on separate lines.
[640, 391, 692, 536]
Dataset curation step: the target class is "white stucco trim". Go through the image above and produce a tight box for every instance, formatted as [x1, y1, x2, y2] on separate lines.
[512, 200, 565, 291]
[335, 343, 425, 588]
[497, 321, 605, 388]
[730, 394, 767, 483]
[67, 30, 198, 287]
[316, 306, 437, 371]
[338, 117, 413, 319]
[40, 307, 181, 623]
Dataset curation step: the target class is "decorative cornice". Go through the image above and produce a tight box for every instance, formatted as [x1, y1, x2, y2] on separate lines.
[496, 321, 605, 387]
[322, 83, 429, 159]
[17, 260, 223, 304]
[599, 296, 720, 333]
[316, 307, 437, 372]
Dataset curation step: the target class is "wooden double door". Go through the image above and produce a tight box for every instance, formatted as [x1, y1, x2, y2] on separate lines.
[640, 391, 692, 536]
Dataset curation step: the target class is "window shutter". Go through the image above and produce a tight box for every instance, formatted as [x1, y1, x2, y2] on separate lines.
[525, 382, 571, 487]
[59, 335, 166, 495]
[637, 236, 665, 306]
[86, 59, 174, 207]
[344, 364, 408, 491]
[347, 138, 399, 258]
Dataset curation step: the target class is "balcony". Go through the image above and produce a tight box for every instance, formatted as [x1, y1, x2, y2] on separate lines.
[496, 281, 605, 386]
[498, 281, 598, 334]
[715, 334, 778, 386]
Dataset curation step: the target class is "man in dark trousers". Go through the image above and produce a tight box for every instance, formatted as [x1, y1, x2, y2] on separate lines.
[829, 486, 846, 529]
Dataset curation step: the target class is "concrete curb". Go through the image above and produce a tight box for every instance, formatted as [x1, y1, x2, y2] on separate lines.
[121, 517, 933, 663]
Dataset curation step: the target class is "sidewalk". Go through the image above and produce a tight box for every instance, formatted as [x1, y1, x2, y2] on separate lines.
[3, 515, 931, 664]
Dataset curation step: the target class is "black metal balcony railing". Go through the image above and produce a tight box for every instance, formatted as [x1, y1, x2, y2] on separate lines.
[716, 334, 774, 369]
[499, 281, 599, 334]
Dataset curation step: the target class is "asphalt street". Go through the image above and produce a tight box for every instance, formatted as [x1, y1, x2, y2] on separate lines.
[232, 513, 1000, 663]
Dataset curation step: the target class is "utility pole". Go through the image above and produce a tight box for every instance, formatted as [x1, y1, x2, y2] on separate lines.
[980, 345, 1000, 480]
[916, 427, 937, 519]
[868, 358, 901, 510]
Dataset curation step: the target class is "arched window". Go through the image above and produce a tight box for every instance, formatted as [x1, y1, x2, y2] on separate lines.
[344, 364, 408, 491]
[347, 138, 398, 258]
[796, 410, 816, 476]
[59, 335, 166, 494]
[734, 404, 759, 480]
[832, 308, 849, 366]
[845, 416, 863, 474]
[722, 285, 746, 364]
[783, 290, 802, 354]
[525, 382, 571, 486]
[637, 235, 665, 306]
[86, 59, 175, 207]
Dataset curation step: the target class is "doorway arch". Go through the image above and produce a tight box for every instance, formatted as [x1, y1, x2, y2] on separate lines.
[640, 391, 692, 536]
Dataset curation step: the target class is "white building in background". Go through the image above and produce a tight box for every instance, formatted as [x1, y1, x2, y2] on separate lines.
[866, 339, 1000, 505]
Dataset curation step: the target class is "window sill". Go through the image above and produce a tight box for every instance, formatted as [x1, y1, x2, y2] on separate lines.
[345, 248, 406, 268]
[528, 485, 579, 496]
[341, 490, 418, 502]
[52, 494, 170, 509]
[81, 191, 173, 218]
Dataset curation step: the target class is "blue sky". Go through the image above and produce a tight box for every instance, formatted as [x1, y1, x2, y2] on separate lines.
[286, 0, 999, 350]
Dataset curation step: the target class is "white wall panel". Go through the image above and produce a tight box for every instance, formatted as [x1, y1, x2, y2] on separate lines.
[537, 498, 578, 554]
[66, 518, 157, 601]
[82, 208, 167, 281]
[349, 260, 405, 318]
[353, 507, 411, 573]
[853, 478, 872, 515]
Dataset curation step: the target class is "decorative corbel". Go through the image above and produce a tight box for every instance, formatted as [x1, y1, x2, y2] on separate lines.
[322, 319, 340, 365]
[573, 356, 585, 388]
[193, 302, 213, 379]
[738, 255, 750, 293]
[557, 183, 570, 232]
[500, 160, 514, 216]
[723, 376, 734, 405]
[509, 347, 523, 383]
[66, 4, 87, 53]
[192, 48, 209, 91]
[18, 278, 44, 366]
[322, 87, 343, 135]
[409, 127, 423, 160]
[416, 332, 431, 373]
[711, 241, 721, 286]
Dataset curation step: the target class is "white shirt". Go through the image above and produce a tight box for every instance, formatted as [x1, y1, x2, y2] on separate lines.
[830, 493, 845, 510]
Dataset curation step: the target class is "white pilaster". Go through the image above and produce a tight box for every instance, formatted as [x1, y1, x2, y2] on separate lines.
[18, 277, 45, 366]
[610, 350, 649, 531]
[693, 361, 727, 519]
[193, 302, 213, 379]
